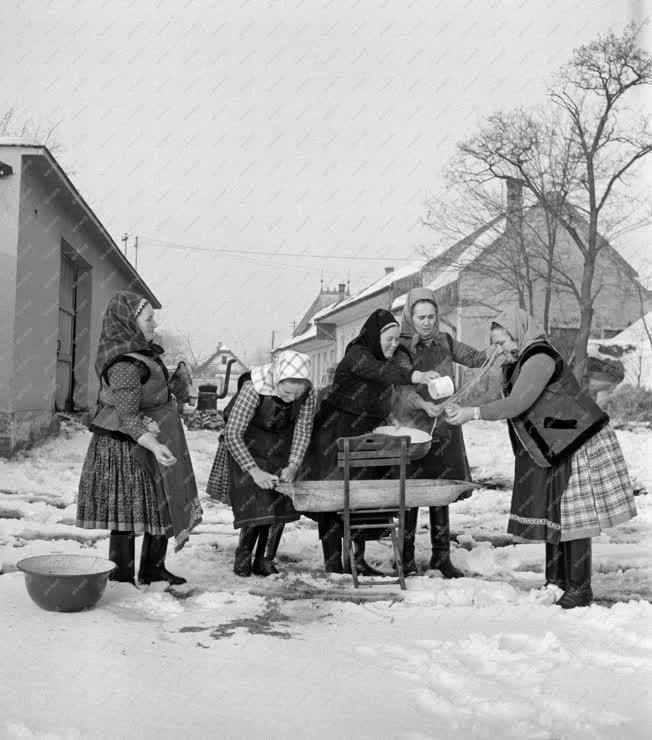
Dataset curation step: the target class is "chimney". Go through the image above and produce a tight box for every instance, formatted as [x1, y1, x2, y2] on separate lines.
[385, 266, 394, 276]
[338, 283, 346, 294]
[505, 177, 524, 243]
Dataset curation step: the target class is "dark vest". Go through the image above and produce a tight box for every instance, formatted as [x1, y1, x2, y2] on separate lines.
[503, 341, 609, 468]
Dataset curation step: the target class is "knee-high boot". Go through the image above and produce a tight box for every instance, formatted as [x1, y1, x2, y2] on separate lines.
[138, 533, 187, 585]
[252, 525, 282, 577]
[429, 506, 464, 579]
[234, 526, 259, 577]
[544, 541, 565, 589]
[108, 530, 136, 585]
[556, 538, 593, 609]
[319, 514, 343, 574]
[402, 508, 419, 576]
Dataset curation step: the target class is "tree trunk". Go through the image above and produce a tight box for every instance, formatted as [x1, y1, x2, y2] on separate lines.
[572, 260, 596, 385]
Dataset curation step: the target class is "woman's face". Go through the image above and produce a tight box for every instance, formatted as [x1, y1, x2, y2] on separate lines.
[277, 379, 307, 403]
[490, 326, 519, 361]
[412, 301, 437, 338]
[380, 325, 400, 359]
[136, 303, 156, 341]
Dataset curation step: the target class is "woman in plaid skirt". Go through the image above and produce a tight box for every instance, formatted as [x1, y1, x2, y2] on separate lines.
[447, 307, 637, 609]
[206, 350, 315, 577]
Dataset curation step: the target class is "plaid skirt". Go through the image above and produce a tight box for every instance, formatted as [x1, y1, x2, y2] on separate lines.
[206, 439, 230, 504]
[76, 433, 172, 535]
[559, 425, 637, 541]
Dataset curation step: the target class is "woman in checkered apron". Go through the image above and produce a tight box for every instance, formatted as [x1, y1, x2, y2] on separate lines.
[446, 307, 636, 609]
[206, 350, 315, 577]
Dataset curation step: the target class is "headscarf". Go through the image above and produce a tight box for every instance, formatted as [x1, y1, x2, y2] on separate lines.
[491, 307, 546, 354]
[250, 350, 312, 396]
[400, 287, 440, 350]
[346, 309, 399, 362]
[94, 291, 163, 379]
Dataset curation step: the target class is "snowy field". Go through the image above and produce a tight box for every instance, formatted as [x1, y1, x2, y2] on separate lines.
[1, 419, 651, 740]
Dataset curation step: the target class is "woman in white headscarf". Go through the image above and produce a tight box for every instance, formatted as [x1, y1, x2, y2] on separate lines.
[207, 350, 315, 577]
[446, 307, 637, 608]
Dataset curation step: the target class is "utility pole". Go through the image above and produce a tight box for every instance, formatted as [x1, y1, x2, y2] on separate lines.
[271, 330, 275, 351]
[121, 233, 129, 260]
[134, 235, 139, 271]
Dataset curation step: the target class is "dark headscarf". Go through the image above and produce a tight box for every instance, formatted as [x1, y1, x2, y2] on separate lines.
[94, 291, 163, 380]
[346, 309, 399, 361]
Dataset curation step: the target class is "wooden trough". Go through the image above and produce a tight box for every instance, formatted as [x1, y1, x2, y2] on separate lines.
[277, 479, 477, 512]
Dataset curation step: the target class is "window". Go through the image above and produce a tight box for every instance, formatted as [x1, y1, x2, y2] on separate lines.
[221, 355, 228, 365]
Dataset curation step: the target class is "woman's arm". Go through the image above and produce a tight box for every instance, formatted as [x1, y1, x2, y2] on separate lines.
[106, 362, 150, 441]
[288, 386, 317, 468]
[347, 346, 413, 385]
[450, 337, 487, 368]
[223, 382, 260, 472]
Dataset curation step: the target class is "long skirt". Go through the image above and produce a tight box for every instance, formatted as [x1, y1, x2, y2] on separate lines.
[76, 433, 171, 535]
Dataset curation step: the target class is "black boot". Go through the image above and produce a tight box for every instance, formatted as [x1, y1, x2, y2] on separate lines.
[429, 506, 464, 579]
[556, 538, 593, 609]
[544, 541, 565, 589]
[252, 525, 279, 577]
[402, 508, 419, 576]
[319, 514, 344, 574]
[138, 534, 187, 585]
[108, 530, 136, 585]
[234, 527, 260, 577]
[344, 539, 384, 577]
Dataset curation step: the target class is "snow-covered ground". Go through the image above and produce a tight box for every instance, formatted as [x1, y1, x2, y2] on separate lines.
[1, 420, 651, 740]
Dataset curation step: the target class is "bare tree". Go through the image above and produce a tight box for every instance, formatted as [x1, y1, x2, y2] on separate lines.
[451, 23, 652, 382]
[0, 106, 63, 152]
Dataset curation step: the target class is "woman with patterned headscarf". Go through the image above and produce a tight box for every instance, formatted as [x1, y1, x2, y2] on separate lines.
[397, 288, 487, 579]
[446, 307, 637, 608]
[207, 350, 316, 577]
[77, 292, 202, 586]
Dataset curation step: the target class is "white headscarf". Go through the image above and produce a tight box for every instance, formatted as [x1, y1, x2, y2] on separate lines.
[250, 350, 312, 396]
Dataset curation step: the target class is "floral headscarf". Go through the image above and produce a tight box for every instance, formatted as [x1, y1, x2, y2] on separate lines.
[250, 350, 312, 396]
[491, 307, 546, 354]
[94, 291, 163, 380]
[400, 287, 440, 351]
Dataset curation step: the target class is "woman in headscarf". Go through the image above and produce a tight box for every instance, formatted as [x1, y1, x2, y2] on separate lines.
[304, 309, 440, 574]
[206, 350, 315, 577]
[169, 361, 193, 415]
[397, 288, 487, 578]
[446, 307, 637, 608]
[77, 292, 202, 586]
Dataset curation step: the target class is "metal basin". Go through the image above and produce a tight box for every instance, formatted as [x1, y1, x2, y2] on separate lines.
[16, 554, 116, 613]
[373, 426, 432, 460]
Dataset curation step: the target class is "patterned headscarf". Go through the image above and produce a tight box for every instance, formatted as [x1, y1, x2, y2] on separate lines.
[250, 350, 312, 396]
[94, 291, 163, 379]
[491, 307, 546, 354]
[400, 287, 440, 350]
[346, 309, 399, 362]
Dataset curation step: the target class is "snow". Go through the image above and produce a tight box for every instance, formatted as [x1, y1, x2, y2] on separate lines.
[274, 303, 340, 351]
[0, 421, 650, 738]
[588, 312, 652, 389]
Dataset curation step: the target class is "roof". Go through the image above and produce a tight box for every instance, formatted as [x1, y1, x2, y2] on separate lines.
[317, 261, 425, 321]
[274, 303, 339, 351]
[0, 139, 160, 308]
[292, 288, 348, 337]
[588, 312, 652, 389]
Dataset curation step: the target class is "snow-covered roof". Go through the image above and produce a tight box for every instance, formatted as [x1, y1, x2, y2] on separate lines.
[274, 303, 339, 351]
[588, 312, 652, 389]
[0, 137, 43, 147]
[318, 261, 424, 320]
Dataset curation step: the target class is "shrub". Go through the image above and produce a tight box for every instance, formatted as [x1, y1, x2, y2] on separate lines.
[603, 384, 652, 423]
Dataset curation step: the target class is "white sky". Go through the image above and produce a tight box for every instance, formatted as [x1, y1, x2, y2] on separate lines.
[2, 0, 650, 361]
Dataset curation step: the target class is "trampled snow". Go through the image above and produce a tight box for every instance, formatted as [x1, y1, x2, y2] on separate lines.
[0, 420, 650, 739]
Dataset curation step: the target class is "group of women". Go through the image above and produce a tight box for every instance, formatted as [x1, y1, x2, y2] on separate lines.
[77, 289, 637, 609]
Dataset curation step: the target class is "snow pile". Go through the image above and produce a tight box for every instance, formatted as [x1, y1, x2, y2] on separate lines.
[588, 312, 652, 389]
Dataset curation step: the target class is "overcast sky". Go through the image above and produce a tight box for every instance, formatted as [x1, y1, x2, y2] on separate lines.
[3, 0, 650, 362]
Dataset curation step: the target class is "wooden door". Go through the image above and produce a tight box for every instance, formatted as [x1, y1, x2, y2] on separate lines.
[55, 253, 77, 411]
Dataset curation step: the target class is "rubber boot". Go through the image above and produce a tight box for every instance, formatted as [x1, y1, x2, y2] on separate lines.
[556, 538, 593, 609]
[544, 541, 565, 589]
[429, 506, 464, 579]
[234, 526, 259, 577]
[402, 508, 419, 576]
[108, 530, 136, 585]
[252, 525, 277, 577]
[319, 514, 344, 573]
[138, 533, 187, 585]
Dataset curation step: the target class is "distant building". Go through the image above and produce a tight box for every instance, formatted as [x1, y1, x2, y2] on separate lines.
[193, 343, 248, 396]
[0, 140, 159, 456]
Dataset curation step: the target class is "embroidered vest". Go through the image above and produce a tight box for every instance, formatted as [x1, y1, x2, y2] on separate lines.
[503, 341, 609, 468]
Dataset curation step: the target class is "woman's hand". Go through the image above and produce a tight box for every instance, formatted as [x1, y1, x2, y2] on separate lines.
[153, 443, 177, 467]
[445, 404, 475, 426]
[411, 370, 441, 384]
[250, 467, 280, 489]
[418, 400, 442, 418]
[279, 463, 299, 483]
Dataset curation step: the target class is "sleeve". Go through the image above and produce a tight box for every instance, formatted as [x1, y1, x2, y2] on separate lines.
[223, 382, 260, 473]
[479, 354, 556, 421]
[392, 348, 421, 409]
[348, 347, 413, 386]
[106, 362, 149, 441]
[450, 337, 487, 368]
[288, 386, 316, 467]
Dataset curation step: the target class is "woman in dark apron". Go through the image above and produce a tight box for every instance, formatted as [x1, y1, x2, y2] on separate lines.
[77, 292, 202, 585]
[397, 288, 486, 578]
[446, 307, 637, 608]
[304, 309, 440, 574]
[207, 350, 315, 577]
